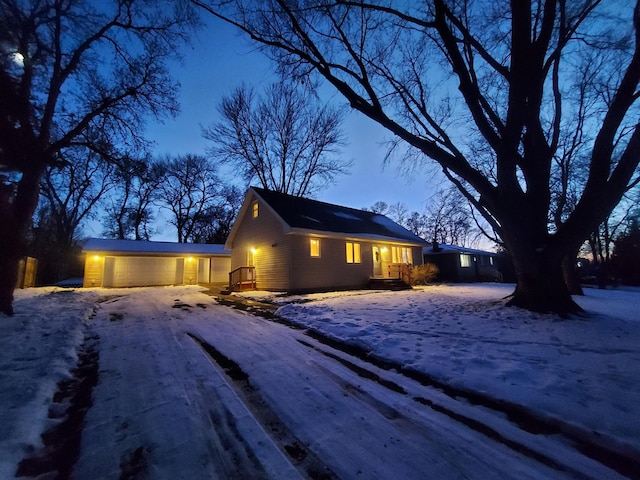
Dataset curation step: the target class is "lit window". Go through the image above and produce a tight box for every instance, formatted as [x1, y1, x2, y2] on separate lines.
[310, 238, 320, 257]
[392, 246, 412, 263]
[252, 202, 259, 218]
[460, 254, 472, 267]
[346, 242, 361, 263]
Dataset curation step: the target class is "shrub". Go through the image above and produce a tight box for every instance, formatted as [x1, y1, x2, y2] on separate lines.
[411, 263, 439, 285]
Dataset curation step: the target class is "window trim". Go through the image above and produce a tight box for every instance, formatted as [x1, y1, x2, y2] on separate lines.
[346, 242, 361, 264]
[460, 254, 472, 268]
[392, 246, 413, 264]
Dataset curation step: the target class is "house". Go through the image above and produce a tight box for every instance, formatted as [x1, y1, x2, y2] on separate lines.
[224, 187, 427, 292]
[423, 242, 502, 283]
[82, 238, 230, 288]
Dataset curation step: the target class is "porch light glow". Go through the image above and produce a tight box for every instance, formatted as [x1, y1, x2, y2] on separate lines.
[187, 256, 193, 262]
[250, 247, 257, 254]
[381, 247, 388, 253]
[93, 255, 100, 261]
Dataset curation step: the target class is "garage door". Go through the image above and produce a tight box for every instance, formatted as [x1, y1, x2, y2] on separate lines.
[104, 257, 183, 287]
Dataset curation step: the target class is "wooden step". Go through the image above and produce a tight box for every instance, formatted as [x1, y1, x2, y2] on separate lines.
[368, 278, 412, 290]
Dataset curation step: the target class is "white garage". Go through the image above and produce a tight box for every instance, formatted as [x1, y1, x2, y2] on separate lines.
[82, 239, 231, 288]
[103, 256, 184, 288]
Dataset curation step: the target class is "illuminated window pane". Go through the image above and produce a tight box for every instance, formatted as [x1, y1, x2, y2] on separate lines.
[460, 254, 471, 267]
[392, 247, 412, 263]
[345, 242, 361, 264]
[346, 242, 354, 263]
[252, 202, 259, 218]
[310, 238, 320, 257]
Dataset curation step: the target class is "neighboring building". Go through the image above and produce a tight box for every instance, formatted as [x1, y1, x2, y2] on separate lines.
[224, 187, 427, 292]
[16, 257, 38, 288]
[82, 239, 230, 288]
[423, 242, 502, 283]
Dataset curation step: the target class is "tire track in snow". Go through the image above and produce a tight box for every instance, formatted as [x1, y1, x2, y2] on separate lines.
[188, 333, 337, 480]
[297, 337, 590, 478]
[300, 327, 640, 480]
[214, 295, 639, 479]
[76, 294, 278, 480]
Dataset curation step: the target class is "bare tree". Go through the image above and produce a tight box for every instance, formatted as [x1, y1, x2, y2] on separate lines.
[197, 0, 640, 314]
[203, 81, 349, 197]
[187, 185, 244, 244]
[405, 211, 429, 239]
[104, 157, 167, 240]
[27, 147, 116, 283]
[424, 189, 480, 247]
[366, 200, 413, 233]
[159, 154, 221, 243]
[611, 212, 640, 285]
[365, 201, 389, 215]
[387, 202, 409, 227]
[588, 190, 639, 265]
[39, 147, 116, 248]
[0, 0, 197, 315]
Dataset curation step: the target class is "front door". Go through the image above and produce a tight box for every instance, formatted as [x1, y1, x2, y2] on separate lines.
[372, 246, 382, 277]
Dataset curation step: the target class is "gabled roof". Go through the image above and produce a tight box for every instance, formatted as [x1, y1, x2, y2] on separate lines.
[83, 238, 230, 256]
[227, 187, 427, 246]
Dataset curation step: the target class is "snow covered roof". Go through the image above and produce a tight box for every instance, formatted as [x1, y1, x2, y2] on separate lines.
[82, 238, 230, 256]
[423, 243, 497, 256]
[249, 187, 427, 245]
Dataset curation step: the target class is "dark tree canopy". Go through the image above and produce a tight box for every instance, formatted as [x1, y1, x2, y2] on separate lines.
[40, 147, 116, 249]
[203, 81, 349, 197]
[612, 218, 640, 285]
[197, 0, 640, 314]
[0, 0, 197, 314]
[103, 157, 167, 241]
[158, 154, 222, 243]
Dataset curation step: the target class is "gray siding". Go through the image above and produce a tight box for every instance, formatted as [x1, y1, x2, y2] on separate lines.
[289, 236, 372, 291]
[228, 193, 291, 291]
[289, 238, 424, 292]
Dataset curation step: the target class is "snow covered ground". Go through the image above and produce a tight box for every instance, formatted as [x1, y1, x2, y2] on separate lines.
[1, 283, 639, 479]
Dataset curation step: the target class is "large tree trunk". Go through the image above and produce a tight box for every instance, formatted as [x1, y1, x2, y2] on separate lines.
[507, 248, 583, 316]
[0, 245, 20, 316]
[0, 166, 44, 316]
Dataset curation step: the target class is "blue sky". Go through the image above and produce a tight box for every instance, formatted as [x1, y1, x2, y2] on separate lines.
[142, 16, 441, 237]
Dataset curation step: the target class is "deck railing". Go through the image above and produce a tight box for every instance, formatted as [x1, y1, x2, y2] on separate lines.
[387, 263, 412, 285]
[228, 266, 256, 292]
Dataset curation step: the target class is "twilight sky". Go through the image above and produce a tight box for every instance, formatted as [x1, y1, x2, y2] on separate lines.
[142, 16, 442, 233]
